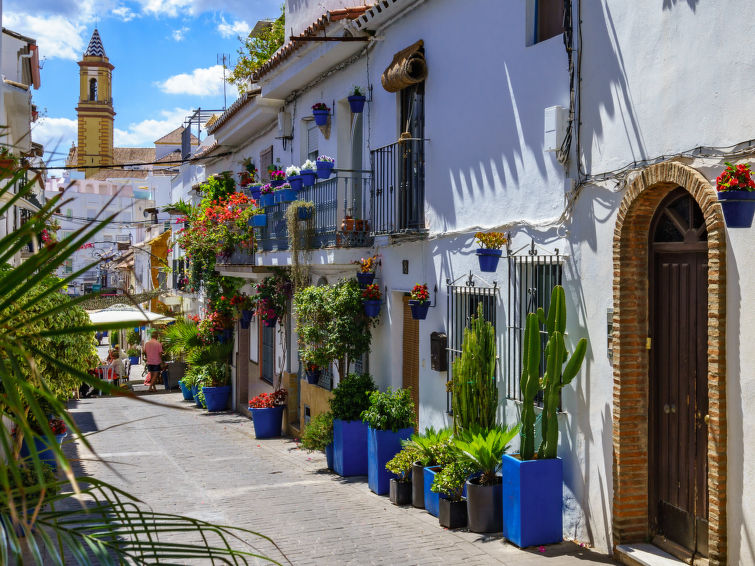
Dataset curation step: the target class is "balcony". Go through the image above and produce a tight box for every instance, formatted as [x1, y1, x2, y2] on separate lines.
[257, 172, 373, 252]
[370, 139, 426, 237]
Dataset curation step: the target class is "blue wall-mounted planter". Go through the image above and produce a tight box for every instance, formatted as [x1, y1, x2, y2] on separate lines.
[348, 95, 366, 114]
[260, 193, 274, 207]
[240, 309, 254, 329]
[356, 272, 375, 288]
[301, 170, 316, 186]
[19, 433, 67, 471]
[249, 406, 285, 438]
[250, 214, 267, 227]
[287, 175, 303, 191]
[501, 454, 563, 548]
[316, 161, 334, 179]
[363, 299, 381, 317]
[270, 179, 284, 188]
[250, 185, 262, 200]
[409, 300, 430, 320]
[719, 190, 755, 228]
[313, 109, 329, 126]
[325, 443, 334, 470]
[423, 466, 441, 517]
[333, 419, 368, 476]
[202, 385, 230, 412]
[476, 248, 502, 272]
[367, 426, 413, 495]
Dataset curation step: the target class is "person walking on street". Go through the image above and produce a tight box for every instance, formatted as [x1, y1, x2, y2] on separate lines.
[143, 333, 163, 392]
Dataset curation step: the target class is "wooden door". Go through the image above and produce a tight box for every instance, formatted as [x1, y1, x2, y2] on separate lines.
[649, 189, 708, 558]
[402, 295, 419, 427]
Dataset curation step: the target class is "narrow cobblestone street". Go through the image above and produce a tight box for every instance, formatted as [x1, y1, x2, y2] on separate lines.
[63, 393, 618, 566]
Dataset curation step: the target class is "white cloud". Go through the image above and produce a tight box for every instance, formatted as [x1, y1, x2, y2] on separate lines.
[135, 0, 193, 17]
[172, 26, 190, 41]
[115, 107, 192, 147]
[156, 65, 238, 98]
[33, 116, 79, 164]
[3, 12, 86, 61]
[217, 17, 249, 38]
[112, 6, 137, 22]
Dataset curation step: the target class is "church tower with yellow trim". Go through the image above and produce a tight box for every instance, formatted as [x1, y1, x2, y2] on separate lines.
[76, 29, 115, 177]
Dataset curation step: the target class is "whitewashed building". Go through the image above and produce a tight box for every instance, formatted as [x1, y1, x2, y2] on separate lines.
[196, 1, 755, 564]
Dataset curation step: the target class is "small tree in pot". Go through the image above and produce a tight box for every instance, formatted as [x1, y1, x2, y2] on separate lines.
[431, 458, 475, 529]
[329, 372, 376, 477]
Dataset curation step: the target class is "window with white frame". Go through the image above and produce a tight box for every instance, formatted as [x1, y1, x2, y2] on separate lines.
[307, 120, 318, 162]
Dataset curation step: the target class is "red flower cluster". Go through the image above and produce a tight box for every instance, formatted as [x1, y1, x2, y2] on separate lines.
[410, 283, 430, 303]
[249, 389, 288, 408]
[80, 242, 94, 250]
[49, 418, 67, 435]
[362, 283, 381, 301]
[717, 161, 755, 192]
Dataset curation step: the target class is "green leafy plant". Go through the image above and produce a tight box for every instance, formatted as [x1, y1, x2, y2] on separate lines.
[431, 459, 475, 501]
[385, 445, 420, 482]
[126, 347, 140, 358]
[454, 425, 519, 486]
[404, 427, 453, 466]
[300, 411, 334, 453]
[360, 388, 415, 432]
[451, 303, 498, 434]
[329, 372, 376, 421]
[326, 279, 375, 376]
[228, 6, 284, 93]
[293, 285, 331, 370]
[473, 231, 507, 249]
[350, 86, 364, 97]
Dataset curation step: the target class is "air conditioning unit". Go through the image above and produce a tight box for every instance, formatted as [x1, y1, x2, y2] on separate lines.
[277, 111, 292, 138]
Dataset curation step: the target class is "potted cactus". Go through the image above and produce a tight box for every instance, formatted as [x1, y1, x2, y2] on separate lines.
[502, 285, 587, 548]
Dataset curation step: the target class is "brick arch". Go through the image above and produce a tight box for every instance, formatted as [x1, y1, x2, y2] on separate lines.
[611, 161, 727, 565]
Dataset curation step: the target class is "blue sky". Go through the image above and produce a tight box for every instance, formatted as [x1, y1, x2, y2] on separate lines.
[4, 0, 281, 166]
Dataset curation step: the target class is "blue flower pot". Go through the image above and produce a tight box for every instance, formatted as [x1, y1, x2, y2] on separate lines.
[325, 443, 334, 470]
[19, 433, 67, 471]
[249, 214, 267, 227]
[250, 185, 262, 200]
[476, 248, 502, 272]
[202, 385, 230, 412]
[718, 190, 755, 228]
[409, 300, 429, 320]
[356, 272, 375, 288]
[367, 425, 413, 495]
[316, 161, 334, 179]
[305, 368, 321, 384]
[192, 386, 202, 407]
[249, 406, 285, 438]
[298, 207, 312, 220]
[363, 299, 381, 317]
[348, 95, 366, 113]
[279, 188, 296, 202]
[333, 419, 368, 476]
[502, 454, 563, 547]
[260, 193, 274, 207]
[301, 170, 316, 186]
[313, 109, 329, 126]
[423, 466, 441, 517]
[240, 309, 254, 329]
[271, 179, 284, 188]
[287, 175, 303, 191]
[178, 380, 193, 400]
[129, 355, 140, 365]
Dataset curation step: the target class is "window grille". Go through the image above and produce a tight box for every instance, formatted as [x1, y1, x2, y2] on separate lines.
[445, 272, 498, 413]
[505, 242, 563, 405]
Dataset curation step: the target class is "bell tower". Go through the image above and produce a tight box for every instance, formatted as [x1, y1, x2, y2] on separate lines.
[76, 29, 115, 177]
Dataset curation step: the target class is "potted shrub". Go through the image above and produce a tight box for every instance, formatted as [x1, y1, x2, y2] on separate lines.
[455, 425, 518, 533]
[259, 184, 275, 207]
[270, 169, 286, 187]
[361, 283, 381, 317]
[300, 411, 335, 470]
[286, 165, 302, 191]
[353, 254, 379, 287]
[312, 102, 330, 126]
[474, 231, 507, 272]
[316, 155, 335, 179]
[201, 362, 231, 412]
[432, 459, 475, 529]
[404, 427, 453, 513]
[248, 389, 288, 438]
[503, 285, 587, 547]
[716, 161, 755, 227]
[347, 86, 366, 114]
[360, 387, 415, 495]
[300, 160, 317, 187]
[409, 283, 430, 320]
[386, 445, 419, 506]
[126, 347, 141, 366]
[330, 372, 376, 476]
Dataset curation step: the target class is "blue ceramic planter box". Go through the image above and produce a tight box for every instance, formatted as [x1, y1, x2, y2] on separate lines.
[278, 188, 296, 202]
[202, 385, 230, 412]
[316, 161, 334, 179]
[249, 405, 285, 438]
[19, 433, 67, 471]
[271, 179, 284, 188]
[298, 207, 312, 220]
[423, 466, 441, 517]
[301, 170, 316, 186]
[325, 443, 334, 470]
[476, 248, 502, 272]
[129, 355, 140, 365]
[501, 454, 563, 548]
[287, 175, 303, 191]
[178, 380, 193, 400]
[260, 193, 274, 207]
[249, 214, 267, 227]
[333, 419, 368, 476]
[367, 426, 413, 495]
[250, 185, 262, 200]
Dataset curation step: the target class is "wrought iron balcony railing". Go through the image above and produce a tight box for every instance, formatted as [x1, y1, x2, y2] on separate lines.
[370, 139, 426, 236]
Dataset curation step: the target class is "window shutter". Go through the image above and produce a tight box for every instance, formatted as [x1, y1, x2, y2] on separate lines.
[307, 121, 318, 160]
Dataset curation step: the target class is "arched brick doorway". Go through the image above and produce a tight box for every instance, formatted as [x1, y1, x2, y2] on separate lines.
[611, 162, 727, 565]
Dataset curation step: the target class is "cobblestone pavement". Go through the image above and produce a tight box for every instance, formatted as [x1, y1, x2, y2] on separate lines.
[63, 393, 618, 566]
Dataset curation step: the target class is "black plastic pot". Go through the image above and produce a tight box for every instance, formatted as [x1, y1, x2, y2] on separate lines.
[389, 479, 412, 506]
[439, 498, 467, 529]
[466, 477, 502, 533]
[412, 462, 425, 508]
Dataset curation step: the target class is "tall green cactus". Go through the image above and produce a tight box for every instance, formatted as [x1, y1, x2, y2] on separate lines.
[451, 303, 498, 434]
[519, 310, 542, 460]
[537, 285, 587, 459]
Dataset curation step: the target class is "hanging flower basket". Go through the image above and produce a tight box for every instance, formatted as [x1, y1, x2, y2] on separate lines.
[240, 309, 254, 329]
[316, 157, 335, 179]
[409, 300, 430, 320]
[305, 367, 321, 385]
[363, 299, 381, 317]
[356, 272, 375, 287]
[250, 184, 262, 200]
[288, 175, 303, 191]
[260, 193, 274, 207]
[301, 169, 316, 187]
[476, 249, 502, 272]
[719, 191, 755, 227]
[313, 109, 329, 126]
[249, 213, 267, 227]
[348, 95, 366, 114]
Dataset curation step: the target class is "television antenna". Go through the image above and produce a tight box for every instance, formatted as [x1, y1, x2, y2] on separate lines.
[217, 53, 231, 110]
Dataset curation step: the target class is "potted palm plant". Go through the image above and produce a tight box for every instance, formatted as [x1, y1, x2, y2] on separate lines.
[360, 387, 415, 495]
[716, 161, 755, 227]
[474, 231, 507, 272]
[248, 389, 288, 438]
[404, 427, 452, 513]
[312, 102, 330, 126]
[330, 373, 376, 476]
[502, 285, 587, 547]
[347, 86, 366, 113]
[386, 445, 419, 506]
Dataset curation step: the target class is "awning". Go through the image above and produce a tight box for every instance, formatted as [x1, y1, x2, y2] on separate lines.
[87, 303, 174, 325]
[381, 40, 427, 93]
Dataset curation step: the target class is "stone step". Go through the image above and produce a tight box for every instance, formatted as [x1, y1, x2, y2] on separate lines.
[616, 543, 687, 566]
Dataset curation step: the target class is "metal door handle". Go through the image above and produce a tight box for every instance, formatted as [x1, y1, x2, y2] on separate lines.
[704, 414, 709, 424]
[670, 404, 676, 414]
[664, 404, 670, 414]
